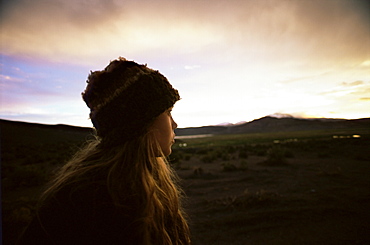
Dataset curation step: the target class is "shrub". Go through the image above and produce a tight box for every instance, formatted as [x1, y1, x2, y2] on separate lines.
[183, 154, 192, 161]
[201, 152, 217, 163]
[220, 152, 231, 161]
[238, 150, 248, 159]
[4, 164, 50, 189]
[193, 167, 204, 176]
[226, 146, 237, 154]
[284, 149, 295, 158]
[264, 146, 288, 165]
[2, 196, 38, 244]
[317, 166, 342, 176]
[196, 148, 211, 155]
[239, 160, 248, 170]
[317, 152, 330, 158]
[211, 189, 281, 209]
[250, 144, 268, 156]
[221, 162, 237, 172]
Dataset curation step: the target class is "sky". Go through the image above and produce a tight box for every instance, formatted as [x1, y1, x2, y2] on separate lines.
[1, 0, 369, 128]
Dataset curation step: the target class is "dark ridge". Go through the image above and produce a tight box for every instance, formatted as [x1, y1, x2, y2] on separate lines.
[1, 117, 369, 138]
[0, 119, 94, 147]
[175, 116, 370, 136]
[0, 119, 92, 133]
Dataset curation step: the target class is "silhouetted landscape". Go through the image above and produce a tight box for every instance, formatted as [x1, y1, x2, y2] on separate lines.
[175, 116, 370, 135]
[1, 117, 370, 244]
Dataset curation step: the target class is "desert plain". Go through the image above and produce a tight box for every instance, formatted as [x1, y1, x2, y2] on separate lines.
[1, 119, 370, 244]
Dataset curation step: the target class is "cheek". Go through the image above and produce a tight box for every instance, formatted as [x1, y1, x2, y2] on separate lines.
[158, 132, 172, 148]
[158, 121, 173, 142]
[157, 131, 174, 156]
[150, 113, 174, 155]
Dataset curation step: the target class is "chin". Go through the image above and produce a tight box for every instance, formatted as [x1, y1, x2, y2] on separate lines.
[163, 148, 172, 156]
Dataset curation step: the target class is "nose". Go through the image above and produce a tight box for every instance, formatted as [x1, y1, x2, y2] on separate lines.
[171, 116, 178, 130]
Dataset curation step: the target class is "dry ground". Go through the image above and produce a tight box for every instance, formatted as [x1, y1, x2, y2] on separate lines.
[176, 151, 370, 245]
[3, 138, 370, 245]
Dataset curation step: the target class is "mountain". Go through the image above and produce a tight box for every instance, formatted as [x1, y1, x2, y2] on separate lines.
[0, 119, 93, 146]
[1, 117, 369, 140]
[175, 116, 370, 136]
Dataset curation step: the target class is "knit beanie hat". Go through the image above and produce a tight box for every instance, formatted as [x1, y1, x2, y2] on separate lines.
[82, 57, 180, 146]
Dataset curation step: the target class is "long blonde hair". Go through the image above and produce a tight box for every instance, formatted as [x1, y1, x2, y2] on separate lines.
[40, 130, 191, 244]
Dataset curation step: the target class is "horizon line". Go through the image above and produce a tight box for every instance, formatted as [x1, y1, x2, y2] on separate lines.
[1, 115, 369, 129]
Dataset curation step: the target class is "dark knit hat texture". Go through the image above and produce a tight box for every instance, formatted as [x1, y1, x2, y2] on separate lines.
[82, 57, 180, 146]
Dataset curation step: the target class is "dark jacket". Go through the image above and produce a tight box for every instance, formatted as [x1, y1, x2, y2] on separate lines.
[17, 181, 140, 245]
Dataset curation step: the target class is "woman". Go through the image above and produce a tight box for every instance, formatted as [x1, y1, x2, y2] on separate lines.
[18, 57, 191, 244]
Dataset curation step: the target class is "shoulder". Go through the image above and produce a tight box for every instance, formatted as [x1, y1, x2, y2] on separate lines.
[19, 180, 136, 244]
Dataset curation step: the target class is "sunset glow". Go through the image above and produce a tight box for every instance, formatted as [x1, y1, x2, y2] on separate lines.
[1, 0, 369, 128]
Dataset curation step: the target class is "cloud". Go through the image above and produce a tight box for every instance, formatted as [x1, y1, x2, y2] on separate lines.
[319, 80, 370, 97]
[351, 86, 370, 96]
[341, 81, 364, 87]
[2, 0, 368, 68]
[1, 0, 369, 126]
[361, 60, 370, 67]
[2, 0, 122, 28]
[2, 0, 227, 66]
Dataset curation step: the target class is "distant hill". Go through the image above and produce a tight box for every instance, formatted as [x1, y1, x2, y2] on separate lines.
[0, 119, 92, 133]
[0, 119, 93, 147]
[175, 116, 370, 136]
[1, 117, 369, 141]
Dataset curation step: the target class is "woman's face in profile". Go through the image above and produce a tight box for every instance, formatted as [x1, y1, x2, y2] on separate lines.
[150, 108, 178, 156]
